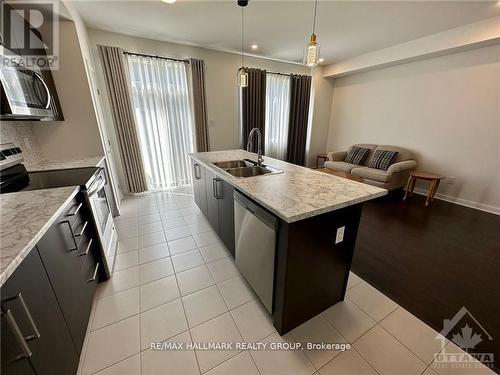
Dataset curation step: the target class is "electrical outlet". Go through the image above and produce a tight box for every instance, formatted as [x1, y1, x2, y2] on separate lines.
[447, 176, 456, 185]
[335, 226, 345, 244]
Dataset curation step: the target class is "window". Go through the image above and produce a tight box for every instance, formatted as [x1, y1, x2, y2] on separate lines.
[265, 74, 290, 160]
[127, 56, 195, 189]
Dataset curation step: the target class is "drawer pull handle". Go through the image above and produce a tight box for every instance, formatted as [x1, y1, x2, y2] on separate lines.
[79, 238, 93, 257]
[88, 263, 100, 282]
[62, 220, 79, 251]
[2, 293, 41, 341]
[67, 202, 83, 217]
[75, 221, 88, 237]
[2, 309, 32, 362]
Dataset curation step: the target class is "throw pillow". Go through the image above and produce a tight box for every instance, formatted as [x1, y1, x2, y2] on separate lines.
[344, 146, 370, 165]
[368, 150, 398, 170]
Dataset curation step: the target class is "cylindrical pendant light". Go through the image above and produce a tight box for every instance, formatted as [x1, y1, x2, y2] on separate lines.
[238, 1, 248, 87]
[303, 0, 320, 67]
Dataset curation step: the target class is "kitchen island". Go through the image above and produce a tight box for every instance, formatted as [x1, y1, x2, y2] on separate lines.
[190, 150, 386, 334]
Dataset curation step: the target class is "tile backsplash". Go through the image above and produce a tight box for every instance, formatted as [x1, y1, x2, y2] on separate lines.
[0, 121, 43, 164]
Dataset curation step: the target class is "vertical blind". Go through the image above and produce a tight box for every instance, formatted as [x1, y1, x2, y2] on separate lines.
[127, 55, 195, 189]
[265, 74, 291, 160]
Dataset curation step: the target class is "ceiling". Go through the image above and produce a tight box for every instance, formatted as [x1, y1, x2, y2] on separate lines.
[73, 1, 500, 65]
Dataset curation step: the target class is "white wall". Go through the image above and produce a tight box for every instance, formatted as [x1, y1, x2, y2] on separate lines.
[326, 43, 500, 213]
[87, 28, 311, 152]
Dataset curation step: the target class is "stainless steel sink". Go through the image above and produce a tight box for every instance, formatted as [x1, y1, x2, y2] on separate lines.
[211, 159, 282, 178]
[213, 159, 255, 169]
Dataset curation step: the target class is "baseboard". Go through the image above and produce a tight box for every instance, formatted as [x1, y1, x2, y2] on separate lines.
[413, 188, 500, 215]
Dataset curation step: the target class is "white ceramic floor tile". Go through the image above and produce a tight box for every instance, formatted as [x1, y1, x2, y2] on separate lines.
[354, 325, 427, 375]
[137, 213, 161, 225]
[290, 314, 347, 369]
[346, 272, 363, 290]
[162, 217, 187, 230]
[207, 258, 240, 283]
[116, 226, 138, 241]
[115, 217, 138, 228]
[165, 225, 192, 241]
[347, 282, 398, 322]
[205, 351, 259, 375]
[231, 299, 276, 342]
[139, 256, 174, 285]
[177, 264, 215, 296]
[180, 206, 200, 217]
[92, 287, 139, 331]
[114, 251, 139, 271]
[93, 354, 141, 375]
[140, 275, 180, 312]
[138, 243, 170, 264]
[138, 231, 166, 248]
[321, 299, 376, 343]
[250, 332, 316, 375]
[381, 307, 447, 364]
[83, 316, 140, 375]
[157, 202, 178, 212]
[199, 242, 229, 263]
[140, 298, 188, 350]
[183, 213, 207, 225]
[190, 312, 243, 373]
[161, 209, 184, 221]
[188, 221, 213, 235]
[193, 230, 219, 247]
[116, 237, 138, 254]
[172, 249, 205, 273]
[318, 349, 377, 375]
[182, 285, 228, 327]
[217, 275, 255, 309]
[168, 236, 198, 255]
[99, 267, 139, 298]
[141, 331, 200, 375]
[138, 221, 164, 236]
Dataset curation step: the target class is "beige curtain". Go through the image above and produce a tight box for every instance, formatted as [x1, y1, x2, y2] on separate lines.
[97, 45, 148, 193]
[189, 58, 210, 152]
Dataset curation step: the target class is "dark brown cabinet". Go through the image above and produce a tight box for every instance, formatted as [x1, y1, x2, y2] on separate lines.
[202, 166, 235, 256]
[1, 195, 100, 375]
[36, 196, 99, 353]
[1, 249, 79, 375]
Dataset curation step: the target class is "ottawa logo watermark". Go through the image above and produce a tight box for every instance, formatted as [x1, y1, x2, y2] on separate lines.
[1, 0, 59, 69]
[434, 307, 494, 370]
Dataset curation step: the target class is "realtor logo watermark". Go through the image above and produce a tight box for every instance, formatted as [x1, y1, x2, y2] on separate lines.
[434, 307, 494, 370]
[1, 0, 59, 69]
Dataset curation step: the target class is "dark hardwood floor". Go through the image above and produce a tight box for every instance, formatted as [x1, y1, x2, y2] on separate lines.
[352, 191, 500, 373]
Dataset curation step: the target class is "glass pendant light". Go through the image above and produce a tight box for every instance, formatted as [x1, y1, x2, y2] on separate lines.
[303, 0, 320, 67]
[238, 1, 248, 87]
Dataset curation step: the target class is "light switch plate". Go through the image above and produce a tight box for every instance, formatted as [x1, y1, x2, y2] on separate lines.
[335, 226, 345, 244]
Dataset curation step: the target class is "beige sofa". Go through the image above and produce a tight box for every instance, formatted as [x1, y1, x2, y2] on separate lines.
[325, 144, 417, 190]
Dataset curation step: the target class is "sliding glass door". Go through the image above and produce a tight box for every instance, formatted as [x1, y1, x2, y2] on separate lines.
[265, 74, 290, 160]
[127, 55, 195, 190]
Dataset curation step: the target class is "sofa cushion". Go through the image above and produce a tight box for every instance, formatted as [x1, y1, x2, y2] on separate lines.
[374, 145, 412, 163]
[351, 167, 392, 183]
[344, 146, 370, 165]
[324, 161, 358, 173]
[349, 144, 378, 166]
[368, 150, 398, 170]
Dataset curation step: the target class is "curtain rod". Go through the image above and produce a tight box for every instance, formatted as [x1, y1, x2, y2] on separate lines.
[124, 51, 189, 64]
[267, 71, 292, 77]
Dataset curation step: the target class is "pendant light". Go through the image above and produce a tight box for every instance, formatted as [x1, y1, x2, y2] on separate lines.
[237, 0, 248, 87]
[303, 0, 320, 67]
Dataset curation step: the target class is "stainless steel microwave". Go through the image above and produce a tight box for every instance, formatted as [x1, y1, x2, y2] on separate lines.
[0, 48, 57, 120]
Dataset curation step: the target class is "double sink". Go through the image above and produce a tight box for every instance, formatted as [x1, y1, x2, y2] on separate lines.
[212, 159, 282, 178]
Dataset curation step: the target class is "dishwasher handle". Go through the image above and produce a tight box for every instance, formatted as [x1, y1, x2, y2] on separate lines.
[234, 190, 278, 230]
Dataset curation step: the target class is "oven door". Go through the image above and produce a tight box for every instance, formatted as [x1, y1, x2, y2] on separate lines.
[86, 169, 116, 277]
[0, 53, 54, 119]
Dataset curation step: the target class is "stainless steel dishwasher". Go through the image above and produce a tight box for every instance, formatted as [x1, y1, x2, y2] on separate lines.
[234, 191, 279, 313]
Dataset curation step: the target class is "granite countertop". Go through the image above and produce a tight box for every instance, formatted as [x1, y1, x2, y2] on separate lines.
[0, 186, 80, 286]
[190, 150, 387, 223]
[26, 155, 105, 172]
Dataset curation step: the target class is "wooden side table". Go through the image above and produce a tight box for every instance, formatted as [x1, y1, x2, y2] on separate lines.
[316, 153, 328, 169]
[404, 171, 445, 206]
